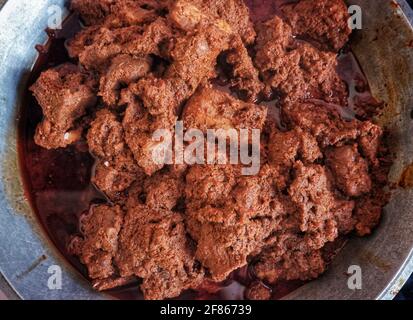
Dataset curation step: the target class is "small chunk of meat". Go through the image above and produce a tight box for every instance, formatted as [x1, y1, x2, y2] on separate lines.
[71, 0, 115, 25]
[115, 205, 204, 300]
[283, 102, 360, 148]
[288, 162, 339, 245]
[326, 144, 372, 197]
[255, 240, 326, 283]
[71, 0, 163, 27]
[69, 204, 124, 280]
[185, 165, 238, 210]
[122, 87, 177, 175]
[226, 35, 264, 102]
[282, 0, 351, 52]
[87, 109, 140, 193]
[92, 161, 138, 195]
[143, 168, 185, 210]
[190, 213, 277, 281]
[165, 22, 232, 94]
[183, 86, 267, 133]
[30, 64, 97, 149]
[67, 18, 172, 70]
[358, 121, 383, 167]
[267, 128, 321, 190]
[254, 16, 347, 104]
[354, 195, 386, 236]
[185, 164, 282, 281]
[121, 23, 231, 175]
[169, 0, 255, 44]
[99, 54, 151, 107]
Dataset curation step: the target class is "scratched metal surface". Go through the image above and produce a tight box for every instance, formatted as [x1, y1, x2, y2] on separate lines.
[0, 0, 413, 300]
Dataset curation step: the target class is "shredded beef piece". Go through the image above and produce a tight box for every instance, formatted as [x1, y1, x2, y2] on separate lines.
[69, 204, 124, 280]
[99, 54, 151, 107]
[226, 36, 264, 102]
[115, 204, 204, 300]
[71, 0, 116, 25]
[267, 127, 321, 190]
[169, 0, 255, 44]
[87, 109, 141, 194]
[121, 22, 232, 175]
[282, 0, 351, 52]
[254, 16, 347, 104]
[185, 164, 285, 281]
[30, 64, 97, 149]
[354, 194, 387, 236]
[143, 168, 186, 210]
[283, 102, 360, 148]
[72, 0, 165, 27]
[67, 18, 172, 70]
[326, 144, 372, 197]
[183, 86, 267, 132]
[122, 85, 177, 175]
[254, 236, 327, 283]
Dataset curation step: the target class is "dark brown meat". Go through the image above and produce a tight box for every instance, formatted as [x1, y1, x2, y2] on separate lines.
[71, 0, 164, 27]
[183, 86, 267, 133]
[185, 164, 284, 281]
[283, 102, 360, 148]
[115, 204, 204, 300]
[282, 0, 351, 52]
[29, 0, 391, 301]
[87, 109, 141, 194]
[99, 54, 152, 107]
[30, 64, 97, 149]
[254, 16, 347, 104]
[121, 22, 232, 175]
[69, 204, 124, 280]
[67, 18, 172, 70]
[326, 144, 372, 197]
[226, 35, 264, 102]
[267, 127, 321, 190]
[169, 0, 255, 44]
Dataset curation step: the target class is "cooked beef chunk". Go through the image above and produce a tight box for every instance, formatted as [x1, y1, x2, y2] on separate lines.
[87, 109, 141, 194]
[282, 0, 351, 52]
[183, 86, 267, 132]
[143, 167, 186, 210]
[115, 204, 204, 300]
[71, 0, 164, 27]
[283, 102, 360, 148]
[254, 16, 347, 104]
[185, 164, 286, 281]
[169, 0, 255, 44]
[67, 18, 172, 70]
[255, 238, 326, 283]
[99, 54, 151, 107]
[121, 22, 232, 175]
[226, 35, 264, 102]
[30, 64, 97, 149]
[71, 0, 116, 25]
[69, 204, 124, 279]
[267, 127, 321, 190]
[326, 144, 372, 197]
[121, 86, 177, 176]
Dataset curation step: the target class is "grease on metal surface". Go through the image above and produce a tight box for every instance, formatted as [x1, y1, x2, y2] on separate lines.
[399, 162, 413, 188]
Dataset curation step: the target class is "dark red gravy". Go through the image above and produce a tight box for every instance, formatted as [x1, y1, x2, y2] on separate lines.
[17, 1, 376, 300]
